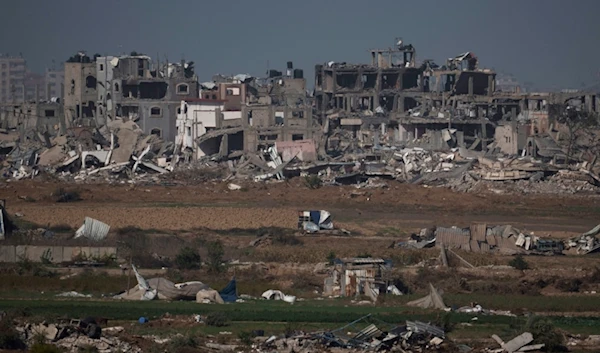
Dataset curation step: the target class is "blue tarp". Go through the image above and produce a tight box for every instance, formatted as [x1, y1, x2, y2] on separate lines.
[309, 211, 321, 224]
[219, 278, 238, 303]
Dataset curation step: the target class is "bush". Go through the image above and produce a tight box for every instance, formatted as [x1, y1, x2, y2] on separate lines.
[54, 188, 82, 203]
[0, 317, 25, 350]
[304, 175, 322, 189]
[175, 247, 201, 270]
[168, 333, 202, 351]
[30, 343, 62, 353]
[326, 251, 336, 265]
[272, 234, 303, 246]
[509, 255, 529, 271]
[525, 316, 567, 352]
[205, 312, 228, 327]
[238, 331, 254, 346]
[555, 279, 582, 292]
[77, 345, 99, 353]
[206, 240, 225, 273]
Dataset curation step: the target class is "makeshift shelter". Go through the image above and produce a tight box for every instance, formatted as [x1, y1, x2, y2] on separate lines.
[219, 278, 238, 303]
[406, 283, 447, 310]
[116, 264, 214, 301]
[196, 289, 224, 304]
[74, 217, 110, 241]
[298, 210, 333, 232]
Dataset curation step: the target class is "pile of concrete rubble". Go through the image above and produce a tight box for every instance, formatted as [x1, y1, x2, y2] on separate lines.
[395, 223, 565, 255]
[3, 120, 600, 196]
[252, 318, 450, 353]
[17, 319, 140, 353]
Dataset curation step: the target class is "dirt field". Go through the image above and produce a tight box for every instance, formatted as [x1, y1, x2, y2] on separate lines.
[3, 179, 600, 235]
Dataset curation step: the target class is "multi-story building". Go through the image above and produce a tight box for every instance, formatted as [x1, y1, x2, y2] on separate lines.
[45, 69, 64, 100]
[24, 71, 46, 102]
[96, 55, 199, 141]
[0, 55, 27, 103]
[63, 52, 98, 126]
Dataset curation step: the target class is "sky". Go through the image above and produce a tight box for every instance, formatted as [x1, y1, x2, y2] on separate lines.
[1, 0, 599, 91]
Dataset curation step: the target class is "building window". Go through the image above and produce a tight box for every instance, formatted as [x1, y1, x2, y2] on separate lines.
[204, 94, 210, 99]
[44, 110, 55, 117]
[186, 127, 191, 137]
[292, 134, 303, 141]
[212, 94, 217, 99]
[177, 107, 181, 114]
[85, 75, 96, 89]
[176, 83, 189, 95]
[150, 107, 161, 117]
[115, 83, 119, 92]
[150, 128, 161, 137]
[99, 64, 104, 71]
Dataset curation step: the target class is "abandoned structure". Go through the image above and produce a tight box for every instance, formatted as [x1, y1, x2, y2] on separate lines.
[323, 257, 391, 301]
[175, 63, 322, 159]
[314, 38, 599, 158]
[63, 52, 98, 127]
[95, 54, 198, 141]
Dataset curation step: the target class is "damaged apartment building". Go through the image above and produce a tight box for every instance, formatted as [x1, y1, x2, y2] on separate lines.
[64, 52, 198, 141]
[314, 38, 599, 159]
[175, 62, 322, 160]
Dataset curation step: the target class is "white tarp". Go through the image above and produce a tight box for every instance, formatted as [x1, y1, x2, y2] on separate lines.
[74, 217, 110, 241]
[261, 289, 296, 304]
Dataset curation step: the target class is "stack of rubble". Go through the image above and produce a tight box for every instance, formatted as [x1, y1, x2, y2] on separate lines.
[566, 224, 600, 254]
[253, 316, 448, 353]
[396, 223, 564, 255]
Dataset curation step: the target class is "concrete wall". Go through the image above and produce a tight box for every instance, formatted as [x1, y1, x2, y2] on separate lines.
[494, 124, 518, 155]
[0, 245, 117, 263]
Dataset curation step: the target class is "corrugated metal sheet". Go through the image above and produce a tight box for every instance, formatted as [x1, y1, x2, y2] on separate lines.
[470, 223, 487, 242]
[406, 321, 445, 338]
[470, 239, 481, 253]
[75, 217, 110, 241]
[435, 227, 471, 249]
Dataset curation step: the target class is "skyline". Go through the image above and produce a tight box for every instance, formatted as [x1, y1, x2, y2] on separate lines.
[1, 0, 599, 91]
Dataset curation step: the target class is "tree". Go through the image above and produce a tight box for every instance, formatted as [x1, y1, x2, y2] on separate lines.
[175, 247, 201, 270]
[206, 240, 225, 273]
[549, 103, 598, 163]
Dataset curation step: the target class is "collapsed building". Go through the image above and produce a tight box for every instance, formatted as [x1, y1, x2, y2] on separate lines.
[175, 62, 322, 160]
[314, 38, 599, 159]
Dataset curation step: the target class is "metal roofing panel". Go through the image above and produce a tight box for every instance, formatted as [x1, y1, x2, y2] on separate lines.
[470, 223, 487, 242]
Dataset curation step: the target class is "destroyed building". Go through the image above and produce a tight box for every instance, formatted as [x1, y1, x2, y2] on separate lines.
[323, 257, 391, 301]
[64, 52, 98, 127]
[314, 38, 599, 158]
[96, 54, 199, 141]
[175, 62, 322, 159]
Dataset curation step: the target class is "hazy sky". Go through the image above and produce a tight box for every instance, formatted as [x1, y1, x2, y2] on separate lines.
[1, 0, 599, 91]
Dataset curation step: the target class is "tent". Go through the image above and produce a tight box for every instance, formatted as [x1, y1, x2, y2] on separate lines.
[219, 278, 238, 303]
[406, 283, 447, 310]
[298, 210, 333, 232]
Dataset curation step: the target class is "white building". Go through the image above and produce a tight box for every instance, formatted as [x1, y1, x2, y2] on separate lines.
[175, 98, 242, 159]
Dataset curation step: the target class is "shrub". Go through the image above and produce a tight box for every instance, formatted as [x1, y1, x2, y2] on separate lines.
[238, 331, 254, 346]
[304, 175, 322, 189]
[54, 188, 82, 203]
[508, 255, 529, 271]
[525, 316, 566, 352]
[206, 240, 225, 273]
[555, 279, 582, 293]
[205, 312, 228, 327]
[0, 317, 25, 350]
[175, 247, 201, 270]
[272, 234, 303, 246]
[30, 343, 62, 353]
[326, 251, 336, 265]
[168, 334, 202, 351]
[77, 345, 99, 353]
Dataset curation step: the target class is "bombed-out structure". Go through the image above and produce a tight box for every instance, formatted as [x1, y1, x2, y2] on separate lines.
[314, 38, 599, 159]
[175, 62, 322, 159]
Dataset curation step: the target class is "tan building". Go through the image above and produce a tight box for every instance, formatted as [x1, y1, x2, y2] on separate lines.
[0, 55, 27, 103]
[63, 53, 97, 124]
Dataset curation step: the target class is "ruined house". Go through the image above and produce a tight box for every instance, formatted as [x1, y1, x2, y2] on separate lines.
[176, 63, 322, 159]
[323, 258, 390, 300]
[315, 39, 599, 158]
[96, 55, 198, 141]
[63, 52, 97, 127]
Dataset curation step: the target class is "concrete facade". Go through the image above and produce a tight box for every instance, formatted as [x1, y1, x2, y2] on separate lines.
[63, 54, 98, 126]
[96, 55, 199, 141]
[0, 102, 64, 135]
[0, 56, 27, 103]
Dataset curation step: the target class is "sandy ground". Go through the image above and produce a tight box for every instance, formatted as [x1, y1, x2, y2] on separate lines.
[2, 179, 600, 236]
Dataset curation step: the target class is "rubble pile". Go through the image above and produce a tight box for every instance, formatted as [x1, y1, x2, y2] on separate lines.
[566, 224, 600, 254]
[16, 319, 141, 353]
[252, 318, 449, 353]
[395, 223, 565, 255]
